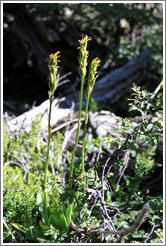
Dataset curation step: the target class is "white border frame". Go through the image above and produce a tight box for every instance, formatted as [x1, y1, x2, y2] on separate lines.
[1, 1, 165, 245]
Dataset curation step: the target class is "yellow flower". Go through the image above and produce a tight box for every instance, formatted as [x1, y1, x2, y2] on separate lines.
[48, 51, 60, 92]
[86, 57, 101, 98]
[78, 35, 91, 78]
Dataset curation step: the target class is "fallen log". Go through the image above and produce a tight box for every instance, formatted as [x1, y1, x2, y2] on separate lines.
[5, 97, 71, 134]
[66, 49, 153, 108]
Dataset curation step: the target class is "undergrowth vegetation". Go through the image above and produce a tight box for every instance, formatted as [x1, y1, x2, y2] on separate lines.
[3, 36, 163, 243]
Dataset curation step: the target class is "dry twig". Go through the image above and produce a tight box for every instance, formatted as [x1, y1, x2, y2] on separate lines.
[70, 203, 150, 243]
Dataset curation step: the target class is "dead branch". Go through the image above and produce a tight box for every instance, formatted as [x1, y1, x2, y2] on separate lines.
[70, 203, 150, 243]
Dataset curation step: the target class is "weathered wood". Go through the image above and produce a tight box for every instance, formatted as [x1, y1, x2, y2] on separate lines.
[6, 98, 71, 134]
[92, 50, 153, 104]
[66, 50, 153, 109]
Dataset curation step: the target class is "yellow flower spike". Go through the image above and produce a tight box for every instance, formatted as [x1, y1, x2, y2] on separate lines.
[82, 57, 100, 180]
[70, 35, 91, 185]
[48, 51, 60, 93]
[78, 35, 91, 78]
[87, 57, 101, 98]
[44, 51, 61, 225]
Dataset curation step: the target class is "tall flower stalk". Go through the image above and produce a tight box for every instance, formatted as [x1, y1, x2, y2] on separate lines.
[44, 52, 60, 189]
[69, 35, 91, 185]
[81, 58, 100, 179]
[43, 52, 60, 225]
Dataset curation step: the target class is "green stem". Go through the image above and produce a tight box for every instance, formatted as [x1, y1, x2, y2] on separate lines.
[43, 191, 49, 225]
[44, 93, 53, 189]
[69, 76, 84, 185]
[81, 94, 90, 180]
[43, 93, 53, 225]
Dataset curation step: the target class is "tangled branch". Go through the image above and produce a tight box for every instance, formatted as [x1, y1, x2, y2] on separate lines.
[70, 203, 150, 243]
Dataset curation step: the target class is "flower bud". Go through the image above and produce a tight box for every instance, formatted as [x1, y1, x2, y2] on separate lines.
[78, 35, 91, 78]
